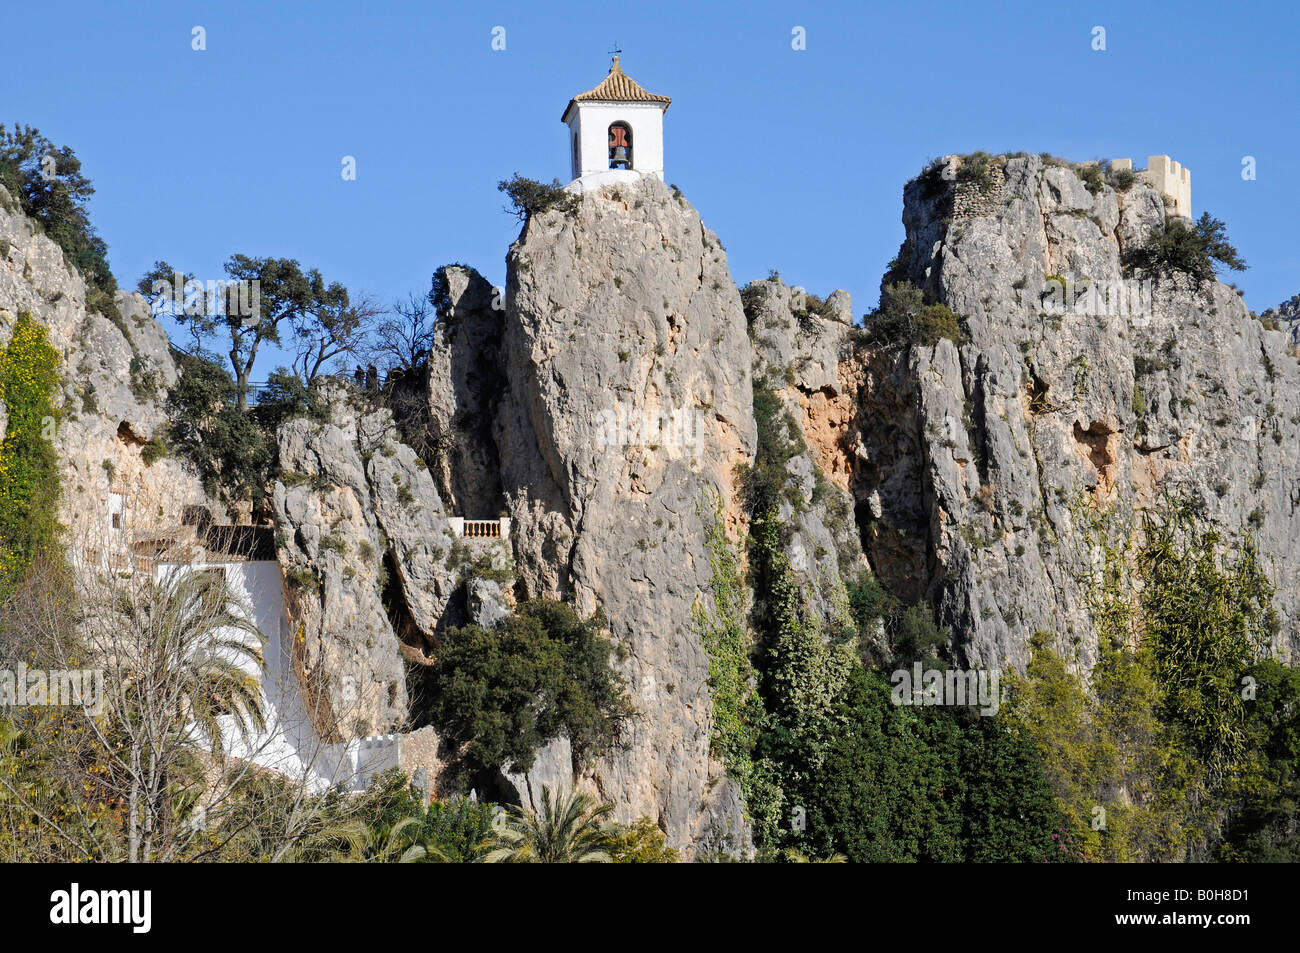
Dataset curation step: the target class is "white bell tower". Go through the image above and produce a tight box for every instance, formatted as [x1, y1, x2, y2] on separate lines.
[562, 57, 671, 188]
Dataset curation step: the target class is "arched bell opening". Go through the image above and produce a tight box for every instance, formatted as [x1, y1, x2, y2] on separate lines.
[608, 121, 632, 170]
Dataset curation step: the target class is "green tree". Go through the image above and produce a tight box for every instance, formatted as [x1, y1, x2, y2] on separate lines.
[1138, 504, 1276, 779]
[0, 126, 116, 305]
[72, 566, 267, 862]
[333, 771, 496, 863]
[140, 256, 375, 409]
[862, 282, 966, 349]
[165, 350, 273, 502]
[1217, 658, 1300, 861]
[424, 599, 632, 783]
[958, 714, 1064, 862]
[796, 667, 962, 862]
[1002, 632, 1190, 862]
[1121, 212, 1247, 286]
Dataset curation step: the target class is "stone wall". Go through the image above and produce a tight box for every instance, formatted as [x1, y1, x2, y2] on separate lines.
[952, 162, 1006, 219]
[1112, 155, 1191, 218]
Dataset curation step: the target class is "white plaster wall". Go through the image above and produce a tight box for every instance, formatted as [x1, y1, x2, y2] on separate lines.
[565, 101, 666, 180]
[564, 169, 651, 195]
[1146, 155, 1192, 218]
[160, 561, 401, 793]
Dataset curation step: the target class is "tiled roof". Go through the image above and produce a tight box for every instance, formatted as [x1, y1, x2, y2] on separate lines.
[562, 57, 671, 119]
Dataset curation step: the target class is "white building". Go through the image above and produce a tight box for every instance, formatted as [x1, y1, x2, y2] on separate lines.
[562, 56, 671, 191]
[1111, 155, 1192, 218]
[158, 527, 400, 794]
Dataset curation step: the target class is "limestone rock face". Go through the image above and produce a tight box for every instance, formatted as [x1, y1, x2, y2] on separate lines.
[465, 577, 508, 629]
[357, 412, 460, 639]
[425, 266, 506, 518]
[1261, 294, 1300, 352]
[490, 175, 757, 850]
[13, 144, 1300, 859]
[499, 734, 573, 816]
[746, 277, 870, 635]
[0, 185, 215, 556]
[857, 154, 1300, 670]
[273, 392, 459, 738]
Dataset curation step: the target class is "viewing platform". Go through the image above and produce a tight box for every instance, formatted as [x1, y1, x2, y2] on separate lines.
[447, 517, 512, 540]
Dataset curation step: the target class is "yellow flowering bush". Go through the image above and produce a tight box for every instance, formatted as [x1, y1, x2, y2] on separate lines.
[0, 311, 61, 595]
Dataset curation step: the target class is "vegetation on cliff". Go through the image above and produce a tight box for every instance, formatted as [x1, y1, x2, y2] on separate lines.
[1122, 211, 1248, 285]
[1005, 498, 1297, 862]
[421, 599, 633, 786]
[497, 174, 579, 222]
[0, 126, 118, 318]
[0, 312, 62, 595]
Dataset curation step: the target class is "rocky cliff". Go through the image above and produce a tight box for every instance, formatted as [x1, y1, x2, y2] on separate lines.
[0, 185, 216, 555]
[1262, 294, 1300, 352]
[851, 154, 1300, 671]
[478, 176, 758, 847]
[5, 149, 1299, 857]
[271, 390, 462, 737]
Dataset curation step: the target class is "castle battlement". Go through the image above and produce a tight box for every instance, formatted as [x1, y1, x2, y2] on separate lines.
[1111, 155, 1191, 218]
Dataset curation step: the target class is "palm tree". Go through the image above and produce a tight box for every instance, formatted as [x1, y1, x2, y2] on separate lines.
[362, 815, 452, 863]
[79, 564, 268, 861]
[483, 786, 616, 863]
[783, 848, 849, 863]
[124, 567, 268, 757]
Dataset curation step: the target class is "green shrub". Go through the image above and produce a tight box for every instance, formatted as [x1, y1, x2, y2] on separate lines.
[793, 289, 835, 323]
[290, 769, 499, 863]
[862, 281, 967, 349]
[464, 552, 513, 585]
[423, 599, 633, 784]
[1132, 383, 1147, 417]
[286, 567, 319, 591]
[497, 174, 578, 222]
[913, 157, 951, 201]
[86, 286, 123, 328]
[739, 282, 769, 327]
[1122, 212, 1247, 285]
[252, 369, 331, 431]
[320, 534, 348, 556]
[956, 151, 997, 194]
[128, 355, 160, 403]
[742, 375, 804, 518]
[1004, 498, 1289, 862]
[140, 436, 168, 465]
[1076, 163, 1105, 195]
[694, 493, 764, 780]
[607, 816, 680, 863]
[1107, 166, 1137, 192]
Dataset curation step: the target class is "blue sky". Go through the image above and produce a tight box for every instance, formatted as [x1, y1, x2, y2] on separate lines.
[6, 0, 1297, 376]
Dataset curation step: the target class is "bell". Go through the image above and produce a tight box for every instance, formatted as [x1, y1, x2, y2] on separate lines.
[611, 145, 629, 167]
